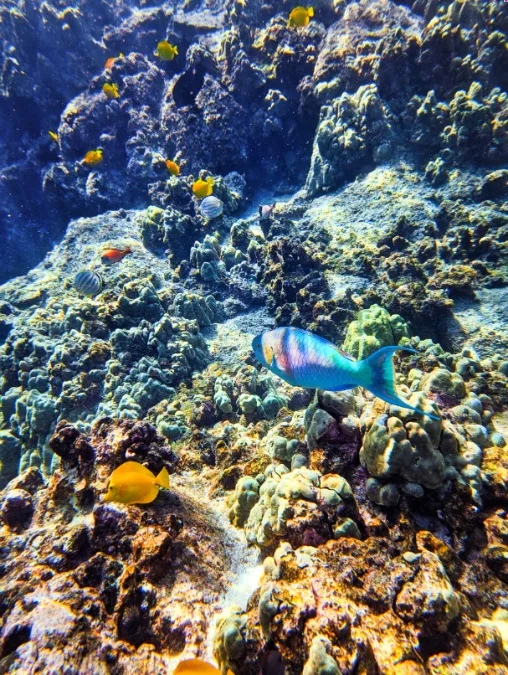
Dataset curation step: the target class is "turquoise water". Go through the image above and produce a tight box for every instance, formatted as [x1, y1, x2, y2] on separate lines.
[0, 1, 507, 673]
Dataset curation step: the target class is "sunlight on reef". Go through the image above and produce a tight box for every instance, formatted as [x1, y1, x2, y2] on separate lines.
[0, 0, 508, 672]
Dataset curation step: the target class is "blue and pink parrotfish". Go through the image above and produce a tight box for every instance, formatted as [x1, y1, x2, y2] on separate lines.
[252, 327, 439, 420]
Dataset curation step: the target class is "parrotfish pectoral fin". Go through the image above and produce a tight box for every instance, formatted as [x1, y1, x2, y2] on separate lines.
[270, 352, 284, 378]
[359, 346, 440, 420]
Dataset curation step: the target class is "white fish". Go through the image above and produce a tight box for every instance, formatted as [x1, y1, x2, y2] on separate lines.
[74, 270, 102, 297]
[200, 196, 223, 220]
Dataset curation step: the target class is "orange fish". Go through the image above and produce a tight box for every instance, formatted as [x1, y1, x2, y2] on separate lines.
[173, 659, 234, 674]
[105, 52, 124, 70]
[166, 159, 180, 176]
[101, 247, 132, 265]
[84, 149, 103, 166]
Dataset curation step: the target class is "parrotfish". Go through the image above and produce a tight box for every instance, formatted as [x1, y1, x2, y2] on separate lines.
[173, 659, 234, 674]
[83, 149, 103, 166]
[252, 327, 439, 420]
[166, 159, 180, 176]
[104, 461, 170, 505]
[156, 41, 178, 61]
[102, 82, 119, 99]
[288, 6, 314, 27]
[101, 247, 132, 265]
[192, 176, 214, 198]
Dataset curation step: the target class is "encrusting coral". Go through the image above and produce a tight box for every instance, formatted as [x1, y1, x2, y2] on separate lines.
[306, 84, 394, 196]
[0, 419, 242, 672]
[342, 303, 410, 359]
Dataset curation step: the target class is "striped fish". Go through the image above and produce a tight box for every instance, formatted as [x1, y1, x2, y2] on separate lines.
[252, 327, 439, 419]
[200, 196, 223, 219]
[74, 270, 103, 297]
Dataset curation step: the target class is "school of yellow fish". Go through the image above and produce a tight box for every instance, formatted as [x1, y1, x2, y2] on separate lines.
[49, 5, 313, 211]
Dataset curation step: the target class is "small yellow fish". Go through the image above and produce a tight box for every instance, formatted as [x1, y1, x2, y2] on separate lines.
[83, 149, 103, 166]
[192, 176, 214, 199]
[288, 5, 314, 27]
[102, 82, 119, 99]
[48, 130, 58, 142]
[156, 41, 178, 61]
[104, 461, 170, 505]
[173, 659, 234, 675]
[105, 52, 124, 70]
[166, 159, 180, 176]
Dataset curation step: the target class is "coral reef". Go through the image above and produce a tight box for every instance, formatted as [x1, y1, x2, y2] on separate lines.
[342, 304, 410, 360]
[0, 211, 212, 476]
[239, 462, 359, 550]
[306, 84, 394, 196]
[0, 419, 241, 672]
[0, 0, 508, 672]
[213, 365, 287, 422]
[219, 529, 508, 674]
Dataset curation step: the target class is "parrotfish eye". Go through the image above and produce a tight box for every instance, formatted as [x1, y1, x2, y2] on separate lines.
[251, 335, 262, 351]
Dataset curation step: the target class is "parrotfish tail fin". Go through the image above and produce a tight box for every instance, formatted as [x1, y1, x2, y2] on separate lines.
[309, 7, 314, 16]
[359, 346, 440, 420]
[155, 467, 170, 489]
[125, 247, 132, 254]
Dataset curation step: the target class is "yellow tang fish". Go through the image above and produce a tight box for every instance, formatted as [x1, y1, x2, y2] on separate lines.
[173, 659, 234, 674]
[192, 176, 214, 199]
[83, 149, 103, 166]
[104, 461, 170, 505]
[166, 159, 180, 176]
[102, 82, 119, 99]
[48, 130, 58, 142]
[288, 5, 314, 27]
[156, 41, 178, 61]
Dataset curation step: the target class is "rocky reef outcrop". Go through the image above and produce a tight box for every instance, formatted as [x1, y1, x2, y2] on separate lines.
[0, 418, 241, 673]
